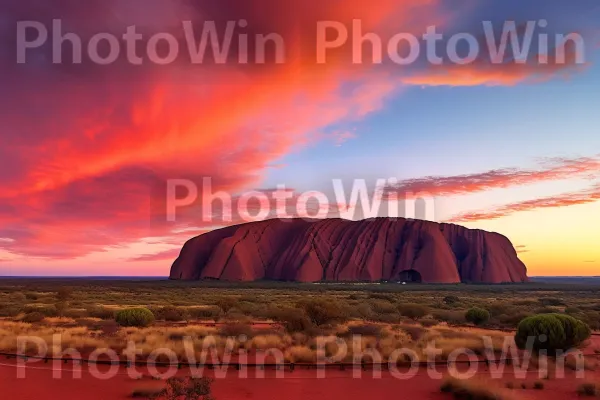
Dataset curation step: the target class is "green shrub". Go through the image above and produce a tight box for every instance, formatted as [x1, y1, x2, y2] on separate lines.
[515, 314, 591, 354]
[397, 303, 429, 320]
[115, 308, 155, 327]
[465, 307, 490, 326]
[533, 381, 544, 390]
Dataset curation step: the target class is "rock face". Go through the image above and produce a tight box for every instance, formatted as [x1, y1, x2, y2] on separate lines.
[169, 218, 528, 283]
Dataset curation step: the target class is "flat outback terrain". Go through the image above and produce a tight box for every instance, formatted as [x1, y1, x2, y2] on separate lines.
[1, 279, 599, 399]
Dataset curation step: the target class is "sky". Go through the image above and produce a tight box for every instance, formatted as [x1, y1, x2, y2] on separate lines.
[1, 0, 599, 277]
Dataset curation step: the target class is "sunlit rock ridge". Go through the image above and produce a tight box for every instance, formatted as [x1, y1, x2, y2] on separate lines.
[169, 218, 528, 283]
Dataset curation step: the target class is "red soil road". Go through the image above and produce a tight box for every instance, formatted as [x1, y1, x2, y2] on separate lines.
[1, 359, 598, 400]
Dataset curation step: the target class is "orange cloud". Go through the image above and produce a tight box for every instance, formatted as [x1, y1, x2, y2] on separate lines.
[403, 30, 589, 87]
[0, 0, 444, 261]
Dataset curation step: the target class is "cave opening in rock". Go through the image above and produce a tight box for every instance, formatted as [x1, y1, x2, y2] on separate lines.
[399, 270, 422, 283]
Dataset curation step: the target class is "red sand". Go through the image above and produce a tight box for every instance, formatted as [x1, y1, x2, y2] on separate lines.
[2, 357, 598, 400]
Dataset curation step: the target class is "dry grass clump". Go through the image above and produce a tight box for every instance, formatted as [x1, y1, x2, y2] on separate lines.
[285, 346, 317, 363]
[562, 352, 597, 371]
[246, 334, 289, 351]
[0, 321, 106, 355]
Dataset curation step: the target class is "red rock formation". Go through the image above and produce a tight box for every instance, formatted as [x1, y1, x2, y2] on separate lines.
[169, 218, 528, 283]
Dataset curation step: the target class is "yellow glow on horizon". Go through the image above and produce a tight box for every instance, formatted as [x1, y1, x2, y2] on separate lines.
[461, 201, 600, 276]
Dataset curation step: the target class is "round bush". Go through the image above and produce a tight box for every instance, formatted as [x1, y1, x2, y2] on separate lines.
[115, 308, 155, 327]
[515, 313, 591, 354]
[465, 307, 490, 326]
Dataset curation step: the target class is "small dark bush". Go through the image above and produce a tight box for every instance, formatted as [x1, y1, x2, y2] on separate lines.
[215, 297, 238, 314]
[419, 318, 438, 328]
[342, 324, 383, 338]
[0, 304, 22, 317]
[515, 313, 591, 354]
[538, 297, 566, 307]
[577, 383, 600, 397]
[87, 306, 116, 320]
[219, 323, 253, 338]
[486, 303, 511, 317]
[577, 383, 597, 397]
[398, 324, 426, 341]
[115, 308, 155, 327]
[535, 306, 558, 314]
[368, 293, 395, 302]
[22, 305, 58, 317]
[270, 307, 313, 333]
[442, 295, 460, 305]
[533, 381, 544, 390]
[440, 378, 501, 400]
[154, 306, 187, 322]
[156, 376, 214, 400]
[564, 307, 582, 315]
[188, 306, 221, 320]
[298, 298, 347, 326]
[465, 307, 490, 326]
[347, 294, 363, 301]
[397, 303, 429, 320]
[24, 292, 39, 301]
[54, 301, 68, 316]
[22, 312, 45, 323]
[497, 312, 533, 327]
[57, 287, 73, 301]
[432, 310, 466, 325]
[369, 299, 398, 315]
[9, 291, 26, 302]
[64, 308, 88, 319]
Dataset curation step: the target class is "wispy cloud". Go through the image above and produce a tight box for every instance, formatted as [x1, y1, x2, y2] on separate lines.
[127, 248, 182, 263]
[383, 155, 600, 198]
[447, 183, 600, 222]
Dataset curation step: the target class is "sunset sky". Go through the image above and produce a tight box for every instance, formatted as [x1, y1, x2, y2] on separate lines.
[1, 0, 599, 277]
